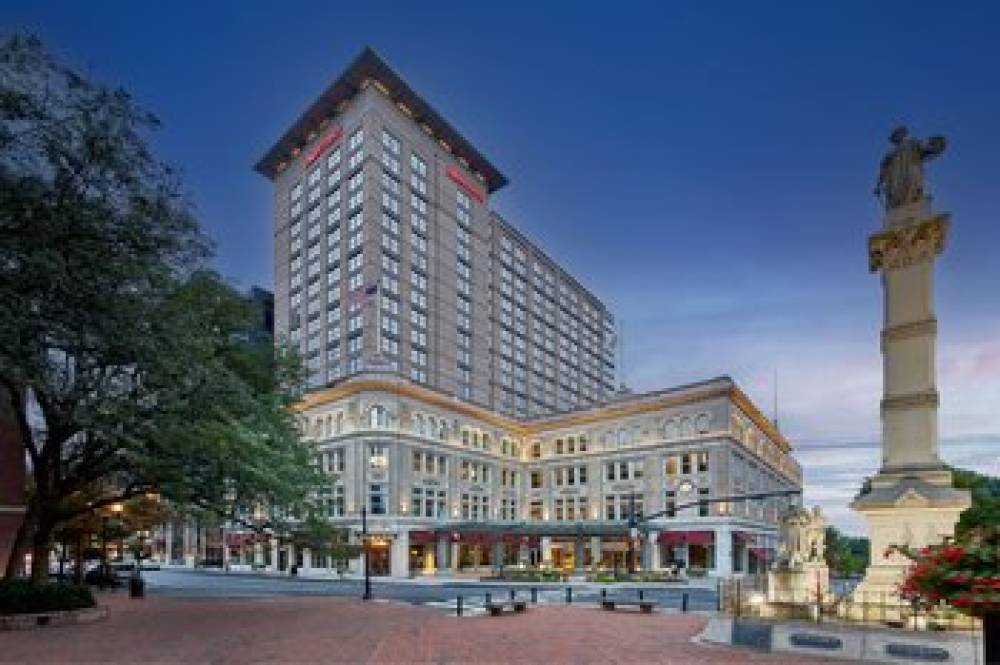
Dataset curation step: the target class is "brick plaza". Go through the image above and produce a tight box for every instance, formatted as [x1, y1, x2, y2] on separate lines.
[0, 592, 841, 664]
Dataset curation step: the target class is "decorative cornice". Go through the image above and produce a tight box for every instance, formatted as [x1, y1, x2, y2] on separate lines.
[881, 390, 939, 412]
[881, 318, 937, 347]
[293, 377, 790, 452]
[868, 214, 949, 273]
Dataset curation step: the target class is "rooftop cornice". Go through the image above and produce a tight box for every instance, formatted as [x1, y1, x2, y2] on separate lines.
[292, 373, 791, 453]
[255, 46, 508, 193]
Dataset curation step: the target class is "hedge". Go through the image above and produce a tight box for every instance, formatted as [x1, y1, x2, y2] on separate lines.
[0, 579, 96, 615]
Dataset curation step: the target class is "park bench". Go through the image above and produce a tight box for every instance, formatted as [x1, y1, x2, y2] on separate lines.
[601, 599, 656, 614]
[485, 599, 528, 616]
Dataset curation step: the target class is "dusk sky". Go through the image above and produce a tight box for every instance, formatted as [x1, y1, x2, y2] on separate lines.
[7, 1, 998, 533]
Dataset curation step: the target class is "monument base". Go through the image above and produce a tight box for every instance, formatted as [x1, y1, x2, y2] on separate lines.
[768, 563, 830, 606]
[849, 470, 970, 612]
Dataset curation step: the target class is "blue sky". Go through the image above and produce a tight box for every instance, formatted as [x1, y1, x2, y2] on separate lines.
[6, 1, 999, 533]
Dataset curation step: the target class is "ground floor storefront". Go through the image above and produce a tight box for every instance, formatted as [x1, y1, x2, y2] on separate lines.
[151, 520, 777, 580]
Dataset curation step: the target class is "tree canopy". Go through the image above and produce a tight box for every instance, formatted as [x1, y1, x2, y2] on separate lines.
[0, 34, 320, 581]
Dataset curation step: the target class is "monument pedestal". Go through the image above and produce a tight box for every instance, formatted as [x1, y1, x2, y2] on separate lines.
[768, 563, 830, 606]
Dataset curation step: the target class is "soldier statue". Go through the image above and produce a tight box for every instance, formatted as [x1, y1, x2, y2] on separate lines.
[875, 126, 946, 211]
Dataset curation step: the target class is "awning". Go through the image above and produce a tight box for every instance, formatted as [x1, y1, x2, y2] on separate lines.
[659, 530, 715, 546]
[733, 531, 755, 543]
[408, 530, 439, 545]
[749, 546, 774, 559]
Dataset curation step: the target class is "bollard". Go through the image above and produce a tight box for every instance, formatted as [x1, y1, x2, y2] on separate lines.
[601, 588, 606, 600]
[457, 595, 463, 617]
[485, 592, 491, 606]
[531, 587, 538, 603]
[716, 578, 722, 612]
[509, 588, 515, 601]
[682, 592, 689, 613]
[566, 587, 572, 604]
[638, 589, 644, 601]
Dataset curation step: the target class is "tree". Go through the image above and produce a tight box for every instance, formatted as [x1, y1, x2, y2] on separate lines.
[0, 35, 321, 583]
[824, 526, 870, 578]
[952, 467, 1000, 539]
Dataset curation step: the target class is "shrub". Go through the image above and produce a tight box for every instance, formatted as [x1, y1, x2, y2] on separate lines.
[891, 526, 1000, 615]
[0, 579, 96, 615]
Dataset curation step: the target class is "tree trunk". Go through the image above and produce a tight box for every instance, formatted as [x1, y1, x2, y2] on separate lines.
[30, 521, 53, 584]
[73, 533, 84, 585]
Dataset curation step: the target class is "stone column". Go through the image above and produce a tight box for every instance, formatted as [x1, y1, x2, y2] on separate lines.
[492, 540, 505, 574]
[715, 526, 732, 577]
[853, 197, 970, 601]
[222, 533, 231, 570]
[590, 536, 602, 568]
[436, 534, 449, 575]
[450, 541, 460, 572]
[302, 548, 312, 574]
[390, 530, 409, 578]
[646, 531, 660, 571]
[540, 536, 553, 565]
[182, 524, 194, 567]
[254, 540, 263, 568]
[270, 539, 279, 572]
[573, 537, 585, 575]
[164, 523, 173, 565]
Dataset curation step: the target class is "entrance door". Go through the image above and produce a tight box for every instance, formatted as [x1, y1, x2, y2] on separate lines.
[368, 543, 390, 576]
[278, 549, 287, 572]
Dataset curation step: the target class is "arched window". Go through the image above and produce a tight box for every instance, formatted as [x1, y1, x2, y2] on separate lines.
[369, 405, 388, 429]
[312, 418, 322, 438]
[616, 428, 627, 448]
[413, 413, 425, 436]
[324, 416, 332, 438]
[695, 413, 711, 434]
[335, 412, 344, 434]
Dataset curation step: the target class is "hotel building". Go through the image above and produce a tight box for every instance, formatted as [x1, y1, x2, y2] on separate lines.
[151, 48, 802, 578]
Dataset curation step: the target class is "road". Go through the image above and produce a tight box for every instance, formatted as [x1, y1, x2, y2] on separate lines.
[143, 568, 719, 611]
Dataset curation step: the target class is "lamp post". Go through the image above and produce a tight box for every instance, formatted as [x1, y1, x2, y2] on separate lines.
[627, 494, 638, 575]
[361, 505, 371, 601]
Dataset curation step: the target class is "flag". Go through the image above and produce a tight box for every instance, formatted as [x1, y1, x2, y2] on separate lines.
[345, 283, 378, 311]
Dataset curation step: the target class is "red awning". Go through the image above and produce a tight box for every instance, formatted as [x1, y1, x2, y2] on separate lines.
[749, 547, 773, 559]
[408, 530, 439, 545]
[733, 531, 755, 543]
[659, 531, 715, 546]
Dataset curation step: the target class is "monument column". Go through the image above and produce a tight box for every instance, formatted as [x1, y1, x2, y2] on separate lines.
[851, 127, 970, 604]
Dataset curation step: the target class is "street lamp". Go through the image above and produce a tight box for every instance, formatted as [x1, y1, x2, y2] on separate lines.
[361, 505, 371, 601]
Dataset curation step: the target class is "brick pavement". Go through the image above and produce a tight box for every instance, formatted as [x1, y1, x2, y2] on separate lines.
[0, 592, 842, 664]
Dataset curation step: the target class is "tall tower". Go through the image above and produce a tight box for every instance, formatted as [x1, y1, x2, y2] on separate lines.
[851, 127, 969, 602]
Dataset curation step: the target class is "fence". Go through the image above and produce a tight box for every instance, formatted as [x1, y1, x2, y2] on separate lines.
[719, 575, 982, 634]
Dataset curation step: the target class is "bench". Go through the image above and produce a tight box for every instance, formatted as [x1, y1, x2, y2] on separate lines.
[485, 600, 528, 616]
[601, 599, 655, 614]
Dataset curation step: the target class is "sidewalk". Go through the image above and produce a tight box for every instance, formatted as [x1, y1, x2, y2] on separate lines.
[0, 592, 837, 664]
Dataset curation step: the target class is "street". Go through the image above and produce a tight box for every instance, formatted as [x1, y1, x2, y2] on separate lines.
[143, 568, 720, 612]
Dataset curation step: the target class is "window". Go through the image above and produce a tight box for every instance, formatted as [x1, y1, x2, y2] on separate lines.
[698, 488, 711, 517]
[368, 443, 387, 469]
[369, 484, 387, 515]
[530, 470, 543, 489]
[665, 491, 677, 518]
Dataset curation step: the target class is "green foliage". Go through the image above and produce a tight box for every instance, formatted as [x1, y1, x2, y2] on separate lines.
[894, 526, 1000, 616]
[288, 515, 361, 563]
[952, 467, 1000, 539]
[0, 34, 319, 580]
[0, 579, 95, 614]
[825, 526, 870, 577]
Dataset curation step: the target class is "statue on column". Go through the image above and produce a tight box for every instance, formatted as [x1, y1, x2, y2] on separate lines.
[875, 126, 946, 211]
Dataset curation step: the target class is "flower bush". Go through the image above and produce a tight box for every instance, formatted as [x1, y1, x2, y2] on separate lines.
[889, 526, 1000, 615]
